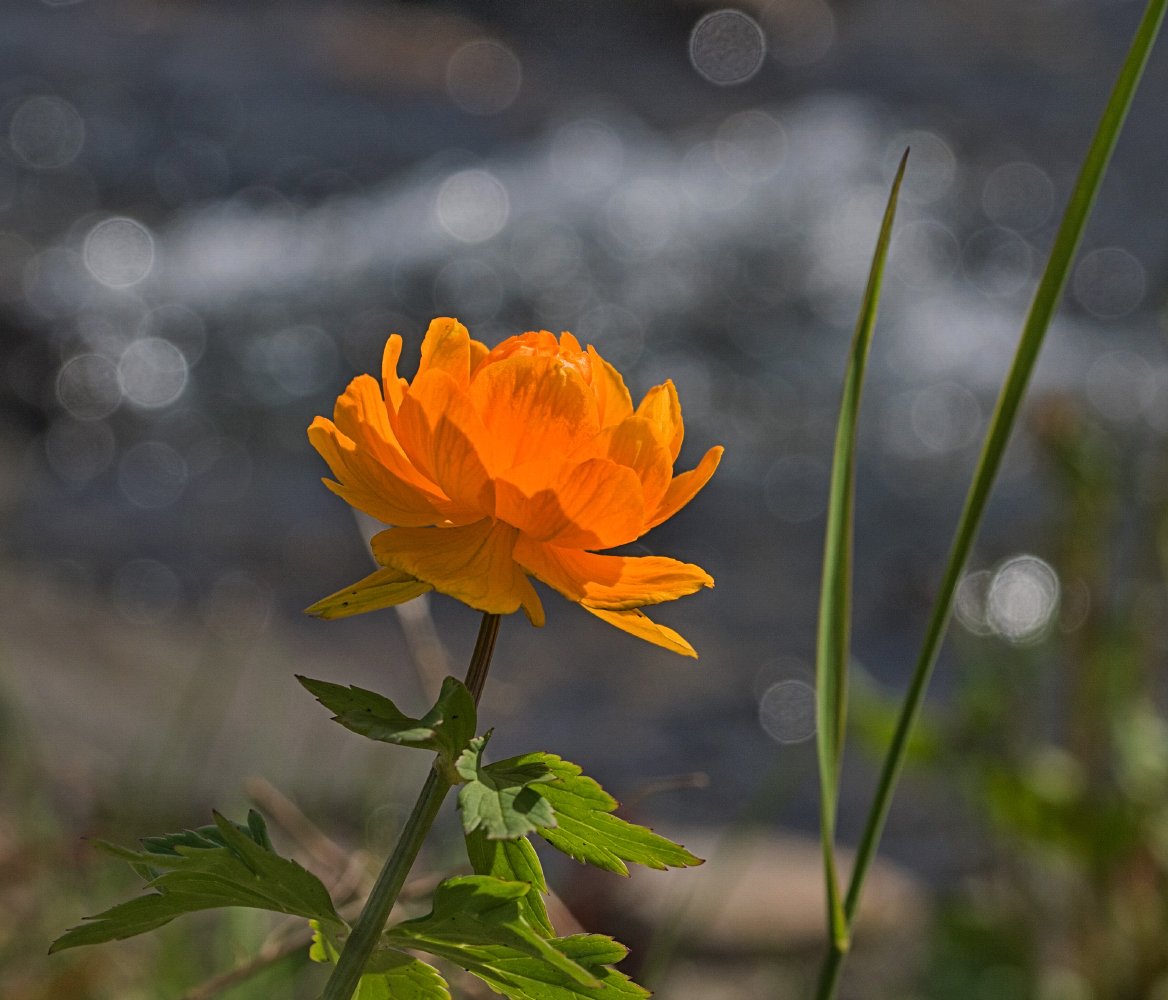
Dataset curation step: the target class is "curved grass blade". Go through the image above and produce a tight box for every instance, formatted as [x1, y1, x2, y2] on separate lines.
[815, 149, 909, 952]
[815, 1, 1168, 996]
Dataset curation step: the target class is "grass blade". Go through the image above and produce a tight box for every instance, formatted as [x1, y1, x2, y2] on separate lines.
[815, 150, 909, 951]
[814, 0, 1168, 995]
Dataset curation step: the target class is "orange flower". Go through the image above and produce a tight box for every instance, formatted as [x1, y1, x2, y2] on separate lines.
[307, 318, 722, 656]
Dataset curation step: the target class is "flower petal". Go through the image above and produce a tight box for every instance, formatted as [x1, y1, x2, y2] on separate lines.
[308, 416, 451, 526]
[306, 567, 432, 619]
[514, 537, 713, 610]
[469, 355, 599, 471]
[581, 606, 698, 658]
[381, 334, 408, 412]
[586, 346, 634, 428]
[419, 317, 472, 388]
[498, 457, 644, 548]
[468, 337, 489, 373]
[636, 381, 684, 461]
[328, 374, 449, 499]
[396, 369, 496, 515]
[372, 520, 544, 624]
[603, 415, 673, 515]
[646, 445, 723, 531]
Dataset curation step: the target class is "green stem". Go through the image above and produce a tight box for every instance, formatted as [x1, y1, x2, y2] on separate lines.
[322, 612, 501, 1000]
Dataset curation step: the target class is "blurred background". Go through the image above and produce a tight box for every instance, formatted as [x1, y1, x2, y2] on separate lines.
[3, 0, 1168, 997]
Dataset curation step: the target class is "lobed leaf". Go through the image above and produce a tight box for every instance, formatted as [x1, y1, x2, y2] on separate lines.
[311, 922, 451, 1000]
[384, 876, 600, 990]
[50, 811, 340, 953]
[457, 736, 559, 840]
[449, 934, 648, 1000]
[466, 828, 554, 936]
[383, 876, 648, 1000]
[297, 674, 476, 766]
[522, 754, 703, 876]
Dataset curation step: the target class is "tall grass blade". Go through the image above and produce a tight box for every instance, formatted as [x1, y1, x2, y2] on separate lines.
[815, 150, 909, 951]
[814, 0, 1168, 996]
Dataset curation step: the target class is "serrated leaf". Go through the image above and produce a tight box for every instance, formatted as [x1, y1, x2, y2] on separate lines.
[50, 812, 341, 953]
[298, 674, 475, 765]
[306, 566, 432, 620]
[523, 754, 703, 876]
[466, 828, 553, 937]
[312, 922, 450, 1000]
[464, 933, 649, 1000]
[457, 737, 558, 840]
[383, 876, 600, 992]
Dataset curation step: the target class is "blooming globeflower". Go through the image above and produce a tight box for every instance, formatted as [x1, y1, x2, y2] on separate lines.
[307, 318, 723, 656]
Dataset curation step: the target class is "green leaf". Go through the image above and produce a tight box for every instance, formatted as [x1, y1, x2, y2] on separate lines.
[311, 922, 451, 1000]
[516, 754, 702, 877]
[457, 736, 559, 840]
[383, 876, 648, 1000]
[814, 149, 908, 951]
[297, 674, 476, 766]
[451, 934, 648, 1000]
[50, 811, 341, 952]
[466, 828, 554, 937]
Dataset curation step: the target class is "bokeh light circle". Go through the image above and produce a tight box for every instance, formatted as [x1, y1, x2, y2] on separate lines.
[446, 40, 522, 115]
[118, 337, 188, 409]
[689, 10, 767, 85]
[758, 679, 817, 744]
[549, 119, 624, 193]
[986, 554, 1060, 645]
[982, 161, 1054, 232]
[57, 354, 122, 420]
[714, 109, 786, 182]
[8, 95, 85, 169]
[83, 217, 155, 287]
[1072, 247, 1145, 319]
[117, 440, 188, 509]
[436, 169, 510, 243]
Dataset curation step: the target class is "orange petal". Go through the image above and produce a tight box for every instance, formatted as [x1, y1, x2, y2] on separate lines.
[586, 346, 634, 428]
[372, 520, 544, 624]
[498, 457, 644, 548]
[326, 375, 454, 508]
[645, 445, 723, 531]
[381, 334, 408, 412]
[305, 566, 431, 619]
[396, 369, 496, 515]
[468, 355, 599, 471]
[513, 537, 713, 610]
[308, 416, 450, 526]
[418, 317, 472, 388]
[332, 373, 394, 443]
[636, 381, 684, 461]
[581, 605, 698, 658]
[602, 415, 673, 515]
[468, 337, 489, 374]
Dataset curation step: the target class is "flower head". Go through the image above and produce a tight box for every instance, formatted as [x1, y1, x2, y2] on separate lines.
[308, 318, 722, 655]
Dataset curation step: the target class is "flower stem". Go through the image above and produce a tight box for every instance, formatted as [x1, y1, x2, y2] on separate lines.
[322, 612, 501, 1000]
